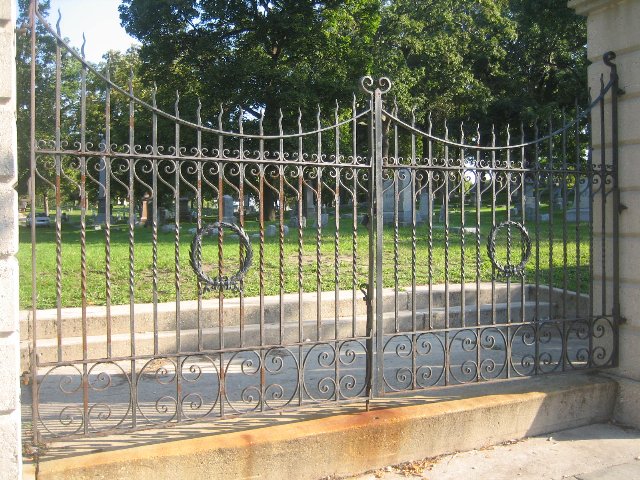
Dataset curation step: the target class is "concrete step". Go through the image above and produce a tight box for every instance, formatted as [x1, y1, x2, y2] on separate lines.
[22, 283, 537, 341]
[23, 301, 551, 368]
[28, 374, 616, 480]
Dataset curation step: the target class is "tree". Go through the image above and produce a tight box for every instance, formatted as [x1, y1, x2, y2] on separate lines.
[119, 0, 381, 220]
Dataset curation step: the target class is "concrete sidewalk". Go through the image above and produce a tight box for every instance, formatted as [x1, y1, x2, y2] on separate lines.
[346, 423, 640, 480]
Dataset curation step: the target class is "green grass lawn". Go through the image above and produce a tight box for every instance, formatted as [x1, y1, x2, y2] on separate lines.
[19, 205, 591, 309]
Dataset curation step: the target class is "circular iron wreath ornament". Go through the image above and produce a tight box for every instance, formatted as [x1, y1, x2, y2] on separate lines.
[487, 221, 532, 278]
[189, 222, 253, 292]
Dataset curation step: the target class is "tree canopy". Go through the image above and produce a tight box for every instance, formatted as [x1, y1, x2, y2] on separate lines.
[118, 0, 381, 126]
[117, 0, 586, 127]
[17, 0, 587, 206]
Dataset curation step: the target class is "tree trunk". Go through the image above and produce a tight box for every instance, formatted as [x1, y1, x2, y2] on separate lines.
[43, 194, 49, 216]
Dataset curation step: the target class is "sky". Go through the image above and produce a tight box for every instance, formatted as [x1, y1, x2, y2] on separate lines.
[38, 0, 138, 62]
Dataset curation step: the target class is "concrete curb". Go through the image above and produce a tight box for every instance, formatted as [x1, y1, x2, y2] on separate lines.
[32, 374, 617, 480]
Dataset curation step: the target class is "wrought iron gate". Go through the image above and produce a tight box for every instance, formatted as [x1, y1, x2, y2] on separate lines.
[25, 3, 620, 444]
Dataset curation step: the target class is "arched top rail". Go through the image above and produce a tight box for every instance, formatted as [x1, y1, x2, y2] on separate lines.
[381, 78, 615, 151]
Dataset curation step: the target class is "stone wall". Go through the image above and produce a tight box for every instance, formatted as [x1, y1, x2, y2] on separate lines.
[0, 0, 22, 478]
[569, 0, 640, 428]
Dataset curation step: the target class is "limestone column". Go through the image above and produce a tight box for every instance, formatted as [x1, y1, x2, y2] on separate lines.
[570, 0, 640, 428]
[0, 0, 22, 477]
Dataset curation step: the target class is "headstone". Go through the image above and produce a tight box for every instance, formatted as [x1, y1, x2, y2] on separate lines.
[312, 213, 329, 228]
[289, 215, 307, 228]
[157, 207, 166, 225]
[416, 191, 433, 224]
[303, 185, 316, 220]
[383, 168, 413, 226]
[566, 178, 590, 222]
[523, 179, 538, 220]
[222, 195, 235, 223]
[265, 224, 277, 237]
[552, 187, 564, 210]
[179, 197, 191, 222]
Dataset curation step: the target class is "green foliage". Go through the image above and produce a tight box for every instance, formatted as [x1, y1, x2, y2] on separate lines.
[118, 0, 381, 127]
[18, 0, 587, 205]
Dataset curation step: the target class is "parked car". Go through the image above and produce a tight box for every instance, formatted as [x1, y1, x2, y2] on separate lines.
[26, 212, 51, 227]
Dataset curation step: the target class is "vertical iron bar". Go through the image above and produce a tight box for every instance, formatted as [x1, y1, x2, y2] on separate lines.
[374, 87, 384, 396]
[365, 96, 375, 400]
[410, 109, 417, 390]
[599, 78, 607, 316]
[316, 108, 323, 342]
[174, 93, 182, 423]
[104, 74, 112, 358]
[174, 94, 182, 354]
[459, 123, 466, 329]
[505, 127, 512, 380]
[547, 118, 554, 328]
[128, 72, 137, 429]
[334, 102, 340, 400]
[352, 97, 358, 339]
[574, 102, 582, 319]
[608, 55, 621, 367]
[519, 124, 526, 328]
[54, 17, 63, 362]
[443, 121, 450, 386]
[297, 110, 304, 407]
[490, 126, 497, 325]
[561, 111, 568, 372]
[217, 110, 225, 417]
[195, 101, 202, 353]
[238, 113, 245, 349]
[151, 86, 159, 356]
[534, 122, 541, 375]
[278, 112, 285, 346]
[475, 126, 481, 378]
[79, 39, 89, 435]
[29, 0, 39, 446]
[562, 111, 569, 324]
[475, 126, 481, 329]
[427, 116, 433, 330]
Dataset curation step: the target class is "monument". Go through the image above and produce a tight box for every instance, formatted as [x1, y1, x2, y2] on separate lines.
[566, 178, 590, 222]
[416, 191, 433, 224]
[221, 194, 235, 223]
[383, 168, 413, 226]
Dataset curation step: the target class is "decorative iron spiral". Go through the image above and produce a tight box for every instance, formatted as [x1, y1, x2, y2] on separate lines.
[189, 222, 253, 292]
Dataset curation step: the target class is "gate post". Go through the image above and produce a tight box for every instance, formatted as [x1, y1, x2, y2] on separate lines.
[0, 0, 22, 477]
[373, 82, 385, 397]
[570, 0, 640, 428]
[361, 77, 391, 397]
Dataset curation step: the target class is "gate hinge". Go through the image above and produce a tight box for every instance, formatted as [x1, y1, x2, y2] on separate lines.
[619, 203, 628, 214]
[619, 316, 628, 325]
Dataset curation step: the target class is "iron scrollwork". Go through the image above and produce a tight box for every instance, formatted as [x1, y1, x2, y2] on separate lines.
[189, 222, 253, 292]
[487, 221, 532, 277]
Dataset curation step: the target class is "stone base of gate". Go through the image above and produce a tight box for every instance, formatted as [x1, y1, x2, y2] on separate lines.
[28, 373, 616, 480]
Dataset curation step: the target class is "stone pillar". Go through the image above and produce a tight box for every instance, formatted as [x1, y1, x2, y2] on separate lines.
[0, 0, 22, 477]
[569, 0, 640, 428]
